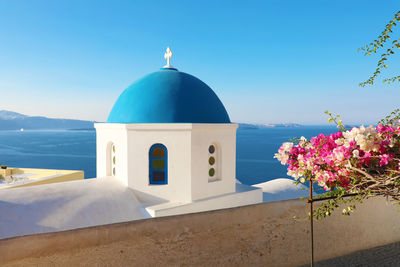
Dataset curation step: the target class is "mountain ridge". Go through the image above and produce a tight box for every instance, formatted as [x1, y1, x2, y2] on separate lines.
[0, 110, 302, 130]
[0, 110, 95, 130]
[237, 122, 302, 129]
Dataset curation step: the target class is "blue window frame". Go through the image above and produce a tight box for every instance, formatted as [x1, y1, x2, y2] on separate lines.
[149, 144, 168, 185]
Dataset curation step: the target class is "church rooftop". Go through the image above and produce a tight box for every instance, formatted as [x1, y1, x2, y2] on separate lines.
[107, 48, 231, 124]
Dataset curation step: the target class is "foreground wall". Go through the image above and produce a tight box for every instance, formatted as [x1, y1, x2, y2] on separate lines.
[1, 197, 400, 266]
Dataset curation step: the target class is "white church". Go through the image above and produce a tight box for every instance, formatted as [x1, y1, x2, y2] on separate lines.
[0, 48, 306, 239]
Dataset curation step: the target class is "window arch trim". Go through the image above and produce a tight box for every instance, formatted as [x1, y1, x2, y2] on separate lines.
[106, 142, 116, 177]
[149, 143, 168, 185]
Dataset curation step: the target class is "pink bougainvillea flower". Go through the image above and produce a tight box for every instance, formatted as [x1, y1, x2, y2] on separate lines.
[275, 125, 399, 191]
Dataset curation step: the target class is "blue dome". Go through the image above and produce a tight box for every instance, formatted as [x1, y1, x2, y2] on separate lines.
[107, 68, 231, 123]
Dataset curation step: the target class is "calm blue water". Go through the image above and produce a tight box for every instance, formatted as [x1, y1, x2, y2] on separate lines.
[0, 126, 338, 185]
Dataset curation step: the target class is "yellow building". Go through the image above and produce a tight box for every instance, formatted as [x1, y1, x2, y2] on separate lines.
[0, 167, 84, 189]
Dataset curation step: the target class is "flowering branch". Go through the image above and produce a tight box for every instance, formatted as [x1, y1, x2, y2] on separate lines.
[324, 110, 346, 131]
[275, 110, 400, 219]
[359, 11, 400, 86]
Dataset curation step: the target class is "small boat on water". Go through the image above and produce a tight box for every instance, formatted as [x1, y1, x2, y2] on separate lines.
[20, 128, 24, 132]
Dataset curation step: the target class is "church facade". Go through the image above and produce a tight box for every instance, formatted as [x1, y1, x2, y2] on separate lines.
[95, 48, 262, 216]
[96, 123, 238, 203]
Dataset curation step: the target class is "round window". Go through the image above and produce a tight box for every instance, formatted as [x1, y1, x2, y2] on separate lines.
[209, 168, 215, 177]
[209, 145, 215, 154]
[209, 156, 215, 165]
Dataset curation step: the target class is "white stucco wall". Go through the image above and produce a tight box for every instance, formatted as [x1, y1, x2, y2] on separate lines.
[125, 124, 192, 203]
[0, 177, 148, 240]
[146, 183, 261, 217]
[95, 123, 238, 203]
[95, 124, 129, 186]
[190, 124, 237, 201]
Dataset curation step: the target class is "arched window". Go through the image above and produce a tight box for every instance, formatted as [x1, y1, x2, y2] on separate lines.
[149, 144, 168, 185]
[107, 142, 116, 176]
[208, 143, 220, 182]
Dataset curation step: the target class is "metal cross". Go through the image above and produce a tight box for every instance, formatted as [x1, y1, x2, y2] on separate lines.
[164, 47, 173, 68]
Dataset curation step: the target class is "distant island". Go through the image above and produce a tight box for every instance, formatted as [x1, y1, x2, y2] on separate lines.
[0, 110, 95, 130]
[237, 123, 302, 129]
[0, 110, 302, 131]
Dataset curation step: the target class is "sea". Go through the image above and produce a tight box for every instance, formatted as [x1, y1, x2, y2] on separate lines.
[0, 126, 339, 185]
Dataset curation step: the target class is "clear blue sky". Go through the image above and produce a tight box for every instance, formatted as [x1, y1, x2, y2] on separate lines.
[1, 0, 400, 124]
